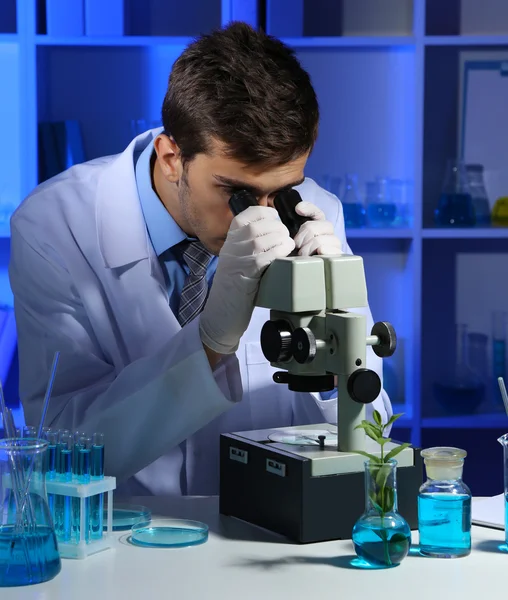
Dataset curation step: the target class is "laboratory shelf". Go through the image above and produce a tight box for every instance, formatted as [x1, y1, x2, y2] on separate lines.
[424, 35, 508, 46]
[347, 228, 414, 239]
[422, 228, 508, 239]
[282, 36, 415, 49]
[422, 413, 508, 429]
[35, 35, 194, 47]
[0, 34, 17, 43]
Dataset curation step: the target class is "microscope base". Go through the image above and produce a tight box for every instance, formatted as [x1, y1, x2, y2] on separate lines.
[219, 424, 422, 544]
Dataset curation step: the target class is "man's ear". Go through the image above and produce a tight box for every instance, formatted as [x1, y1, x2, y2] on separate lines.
[153, 134, 182, 183]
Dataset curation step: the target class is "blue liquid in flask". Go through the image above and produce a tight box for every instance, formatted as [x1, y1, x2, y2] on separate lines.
[343, 203, 366, 228]
[0, 526, 61, 587]
[434, 193, 475, 227]
[352, 519, 410, 567]
[418, 493, 471, 557]
[367, 203, 397, 227]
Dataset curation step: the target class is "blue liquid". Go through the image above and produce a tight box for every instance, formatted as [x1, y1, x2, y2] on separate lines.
[0, 526, 61, 587]
[90, 444, 104, 540]
[367, 203, 397, 227]
[493, 339, 506, 379]
[418, 493, 471, 557]
[352, 518, 411, 567]
[472, 198, 490, 226]
[434, 193, 475, 227]
[343, 203, 366, 228]
[505, 495, 508, 544]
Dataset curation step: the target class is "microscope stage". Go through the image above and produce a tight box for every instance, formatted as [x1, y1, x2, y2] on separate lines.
[232, 423, 414, 477]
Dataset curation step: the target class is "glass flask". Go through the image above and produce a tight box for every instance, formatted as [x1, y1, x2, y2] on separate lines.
[433, 324, 485, 415]
[497, 433, 508, 545]
[466, 164, 490, 226]
[352, 459, 411, 568]
[390, 179, 413, 227]
[341, 173, 365, 228]
[434, 159, 475, 227]
[366, 178, 397, 227]
[492, 196, 508, 227]
[418, 447, 472, 558]
[0, 438, 61, 587]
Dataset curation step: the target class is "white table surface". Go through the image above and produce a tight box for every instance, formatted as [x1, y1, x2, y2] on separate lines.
[3, 496, 506, 600]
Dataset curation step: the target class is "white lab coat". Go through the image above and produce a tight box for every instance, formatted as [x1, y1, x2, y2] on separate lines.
[9, 130, 392, 495]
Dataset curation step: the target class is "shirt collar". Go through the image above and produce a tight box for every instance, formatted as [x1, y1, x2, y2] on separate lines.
[135, 140, 187, 257]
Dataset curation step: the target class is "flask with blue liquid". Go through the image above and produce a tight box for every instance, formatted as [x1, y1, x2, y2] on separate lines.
[418, 447, 472, 558]
[366, 178, 397, 227]
[341, 173, 365, 228]
[434, 159, 475, 227]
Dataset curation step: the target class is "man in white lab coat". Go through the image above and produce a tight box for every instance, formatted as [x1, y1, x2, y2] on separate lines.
[9, 22, 392, 495]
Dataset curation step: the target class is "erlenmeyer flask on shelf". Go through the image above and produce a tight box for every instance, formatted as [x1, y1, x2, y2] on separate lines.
[341, 173, 365, 228]
[466, 164, 490, 226]
[433, 324, 485, 415]
[434, 159, 475, 227]
[366, 177, 397, 227]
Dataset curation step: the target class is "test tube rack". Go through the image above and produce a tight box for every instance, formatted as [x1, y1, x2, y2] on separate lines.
[46, 476, 116, 559]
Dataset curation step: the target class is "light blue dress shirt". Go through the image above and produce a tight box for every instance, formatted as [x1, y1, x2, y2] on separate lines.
[134, 141, 218, 314]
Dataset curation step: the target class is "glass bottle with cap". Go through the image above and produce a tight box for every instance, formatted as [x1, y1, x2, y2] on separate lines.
[418, 447, 472, 558]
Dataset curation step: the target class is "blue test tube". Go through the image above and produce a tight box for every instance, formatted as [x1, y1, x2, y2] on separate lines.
[76, 436, 91, 543]
[90, 432, 104, 540]
[73, 431, 85, 473]
[56, 432, 72, 542]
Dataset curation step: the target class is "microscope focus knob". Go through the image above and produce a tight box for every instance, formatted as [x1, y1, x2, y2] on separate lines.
[371, 322, 397, 358]
[260, 320, 293, 363]
[291, 327, 318, 364]
[347, 369, 382, 404]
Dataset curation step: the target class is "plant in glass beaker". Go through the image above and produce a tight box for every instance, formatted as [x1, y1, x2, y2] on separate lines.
[351, 411, 411, 568]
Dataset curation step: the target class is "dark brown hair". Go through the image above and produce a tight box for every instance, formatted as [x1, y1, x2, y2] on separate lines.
[162, 21, 319, 167]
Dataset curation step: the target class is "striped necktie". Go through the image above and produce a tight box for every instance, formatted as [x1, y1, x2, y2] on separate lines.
[177, 241, 214, 327]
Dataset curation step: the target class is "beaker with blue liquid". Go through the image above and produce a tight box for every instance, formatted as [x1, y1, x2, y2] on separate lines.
[434, 159, 475, 227]
[366, 178, 397, 227]
[497, 433, 508, 545]
[0, 438, 61, 587]
[341, 173, 366, 228]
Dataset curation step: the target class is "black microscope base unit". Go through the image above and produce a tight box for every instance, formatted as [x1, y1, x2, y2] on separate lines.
[219, 433, 423, 544]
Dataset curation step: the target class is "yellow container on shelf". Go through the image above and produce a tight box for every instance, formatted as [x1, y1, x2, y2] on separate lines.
[492, 196, 508, 227]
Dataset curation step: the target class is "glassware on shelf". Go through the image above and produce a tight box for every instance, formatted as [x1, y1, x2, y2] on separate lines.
[341, 173, 366, 228]
[492, 195, 508, 227]
[352, 459, 411, 568]
[389, 178, 413, 227]
[418, 447, 472, 558]
[366, 177, 397, 227]
[467, 332, 488, 388]
[0, 438, 61, 587]
[433, 324, 485, 415]
[466, 164, 490, 226]
[492, 311, 506, 383]
[434, 159, 475, 227]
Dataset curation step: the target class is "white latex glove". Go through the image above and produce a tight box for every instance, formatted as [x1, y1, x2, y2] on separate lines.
[200, 206, 295, 355]
[293, 201, 343, 256]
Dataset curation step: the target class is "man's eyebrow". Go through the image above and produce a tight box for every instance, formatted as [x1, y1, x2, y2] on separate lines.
[213, 175, 305, 196]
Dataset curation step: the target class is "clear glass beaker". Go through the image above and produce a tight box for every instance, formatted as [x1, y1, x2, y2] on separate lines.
[341, 173, 365, 228]
[366, 178, 397, 227]
[497, 433, 508, 544]
[466, 164, 490, 226]
[433, 324, 485, 414]
[434, 159, 475, 227]
[0, 438, 61, 587]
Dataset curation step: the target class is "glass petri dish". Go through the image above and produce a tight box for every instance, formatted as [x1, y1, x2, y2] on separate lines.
[268, 429, 337, 447]
[103, 503, 152, 531]
[131, 518, 208, 548]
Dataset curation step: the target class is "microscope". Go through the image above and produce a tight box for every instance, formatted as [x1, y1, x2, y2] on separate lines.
[219, 189, 422, 543]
